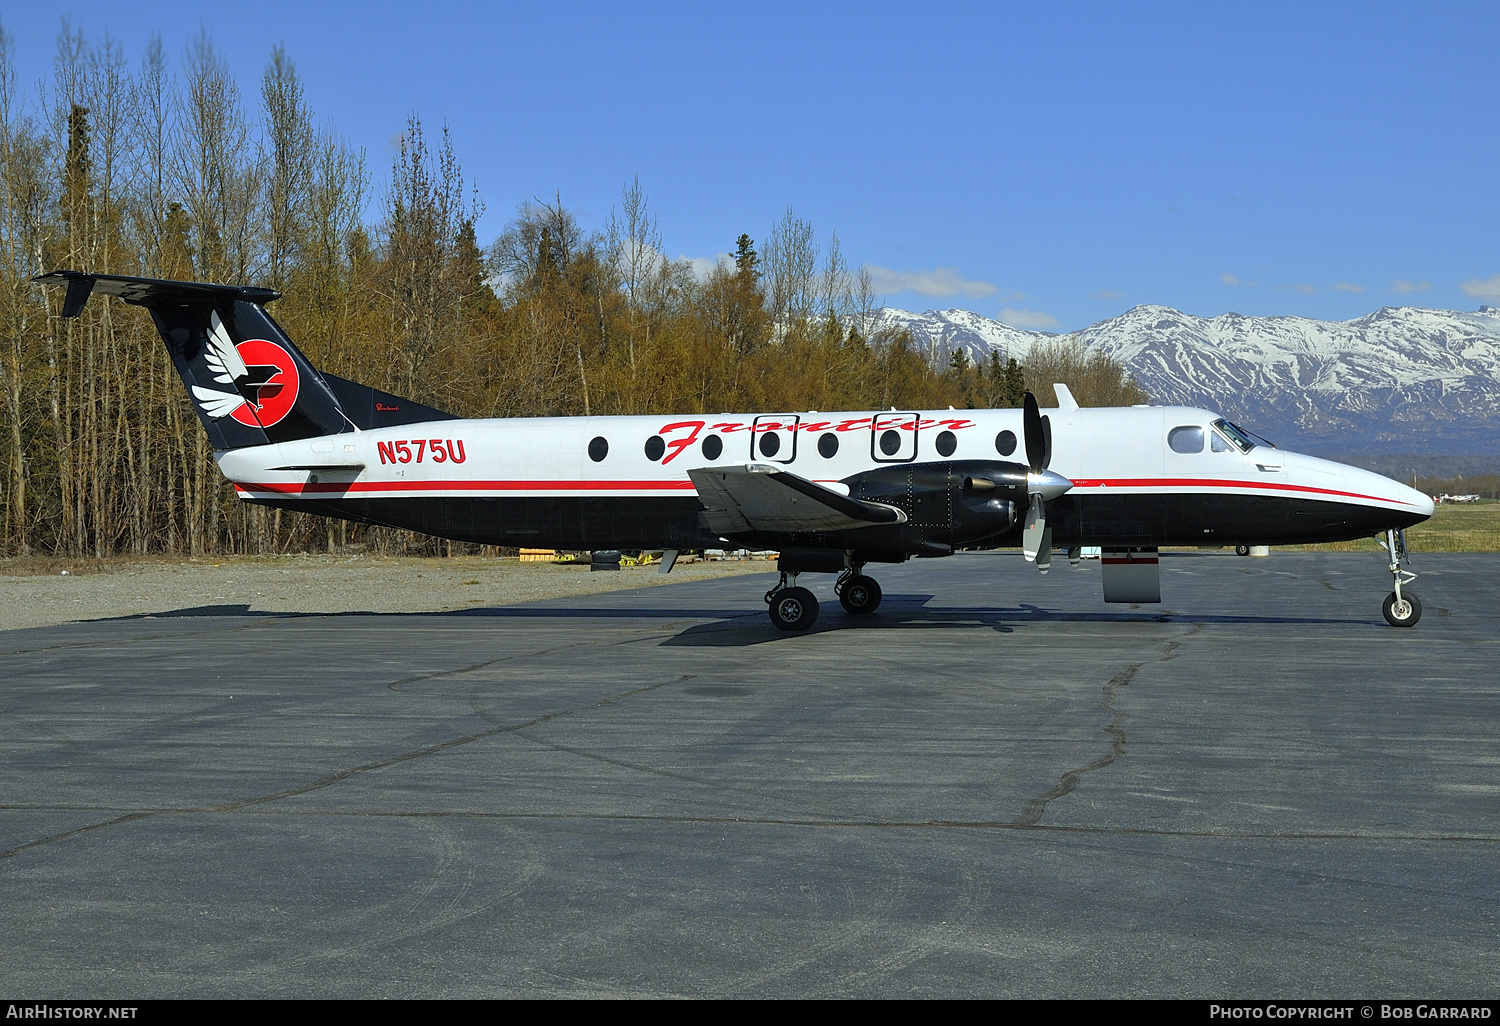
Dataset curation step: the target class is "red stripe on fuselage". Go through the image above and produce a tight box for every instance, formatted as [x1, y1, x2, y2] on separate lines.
[1069, 477, 1414, 507]
[236, 478, 699, 496]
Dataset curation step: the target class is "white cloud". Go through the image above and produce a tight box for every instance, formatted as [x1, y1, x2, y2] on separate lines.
[1391, 279, 1431, 294]
[998, 307, 1060, 330]
[1221, 273, 1244, 286]
[678, 253, 730, 281]
[864, 265, 998, 299]
[1092, 289, 1125, 301]
[1291, 283, 1315, 295]
[1334, 282, 1366, 293]
[1460, 274, 1500, 299]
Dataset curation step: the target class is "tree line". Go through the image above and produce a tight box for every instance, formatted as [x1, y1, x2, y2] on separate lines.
[0, 23, 1145, 558]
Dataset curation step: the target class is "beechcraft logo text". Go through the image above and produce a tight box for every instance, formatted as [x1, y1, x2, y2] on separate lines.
[189, 310, 301, 427]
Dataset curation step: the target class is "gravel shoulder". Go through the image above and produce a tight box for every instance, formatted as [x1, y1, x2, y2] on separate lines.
[0, 554, 773, 632]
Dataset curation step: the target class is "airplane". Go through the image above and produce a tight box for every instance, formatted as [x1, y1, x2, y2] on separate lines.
[35, 270, 1436, 629]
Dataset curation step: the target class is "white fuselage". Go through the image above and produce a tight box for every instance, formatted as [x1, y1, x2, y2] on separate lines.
[217, 405, 1433, 531]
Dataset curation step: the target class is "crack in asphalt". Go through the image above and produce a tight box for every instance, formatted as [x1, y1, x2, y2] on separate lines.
[1013, 663, 1140, 827]
[1011, 624, 1203, 828]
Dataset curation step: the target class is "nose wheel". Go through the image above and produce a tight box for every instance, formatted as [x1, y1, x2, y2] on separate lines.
[1382, 590, 1422, 627]
[1382, 528, 1421, 627]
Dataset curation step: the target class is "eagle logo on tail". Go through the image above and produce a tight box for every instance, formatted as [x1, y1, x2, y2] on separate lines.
[191, 311, 300, 427]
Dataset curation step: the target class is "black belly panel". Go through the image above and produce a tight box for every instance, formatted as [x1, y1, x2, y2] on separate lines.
[1048, 492, 1426, 546]
[247, 489, 1426, 550]
[248, 495, 718, 549]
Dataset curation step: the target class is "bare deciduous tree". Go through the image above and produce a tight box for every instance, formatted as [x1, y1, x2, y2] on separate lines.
[1023, 337, 1148, 407]
[763, 206, 818, 332]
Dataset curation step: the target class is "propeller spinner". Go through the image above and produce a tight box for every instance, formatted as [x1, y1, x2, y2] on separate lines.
[1021, 391, 1073, 571]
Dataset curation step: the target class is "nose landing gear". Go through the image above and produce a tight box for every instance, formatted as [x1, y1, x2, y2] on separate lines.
[1381, 528, 1421, 627]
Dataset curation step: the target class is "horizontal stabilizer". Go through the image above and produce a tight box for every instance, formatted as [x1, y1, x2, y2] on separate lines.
[688, 464, 906, 535]
[33, 270, 280, 314]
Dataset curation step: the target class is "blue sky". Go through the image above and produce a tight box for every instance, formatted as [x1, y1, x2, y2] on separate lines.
[3, 1, 1497, 330]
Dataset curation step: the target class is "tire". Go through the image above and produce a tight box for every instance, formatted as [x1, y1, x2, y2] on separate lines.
[769, 587, 820, 631]
[1382, 590, 1422, 627]
[1235, 544, 1251, 556]
[839, 575, 882, 614]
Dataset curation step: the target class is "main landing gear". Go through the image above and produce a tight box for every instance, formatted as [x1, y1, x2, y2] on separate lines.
[835, 568, 882, 615]
[765, 566, 884, 631]
[766, 575, 819, 631]
[1381, 527, 1421, 628]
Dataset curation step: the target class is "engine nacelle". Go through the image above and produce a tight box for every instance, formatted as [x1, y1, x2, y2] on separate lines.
[843, 460, 1028, 551]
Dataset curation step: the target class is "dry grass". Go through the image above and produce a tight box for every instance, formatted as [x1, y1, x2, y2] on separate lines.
[1286, 500, 1500, 553]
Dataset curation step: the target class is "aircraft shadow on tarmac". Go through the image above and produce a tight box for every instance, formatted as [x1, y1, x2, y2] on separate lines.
[106, 597, 1374, 647]
[653, 598, 1372, 646]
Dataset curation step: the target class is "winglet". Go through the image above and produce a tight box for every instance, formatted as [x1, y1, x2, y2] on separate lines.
[1054, 383, 1080, 411]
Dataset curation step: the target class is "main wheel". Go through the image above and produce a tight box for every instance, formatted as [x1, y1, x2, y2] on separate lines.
[839, 575, 882, 614]
[769, 587, 820, 631]
[1382, 590, 1422, 627]
[1235, 544, 1251, 556]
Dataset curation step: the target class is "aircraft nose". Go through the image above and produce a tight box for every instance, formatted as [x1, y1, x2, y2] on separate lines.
[1406, 484, 1435, 519]
[1342, 464, 1433, 522]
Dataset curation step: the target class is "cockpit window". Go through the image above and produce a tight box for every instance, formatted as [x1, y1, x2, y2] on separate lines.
[1168, 425, 1204, 454]
[1211, 418, 1256, 453]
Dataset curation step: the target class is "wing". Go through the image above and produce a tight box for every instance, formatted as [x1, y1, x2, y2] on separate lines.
[687, 464, 907, 535]
[204, 310, 247, 384]
[191, 385, 248, 420]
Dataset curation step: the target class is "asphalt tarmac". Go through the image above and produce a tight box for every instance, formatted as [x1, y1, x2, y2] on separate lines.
[2, 551, 1497, 998]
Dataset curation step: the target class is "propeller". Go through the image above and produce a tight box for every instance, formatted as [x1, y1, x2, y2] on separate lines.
[1020, 391, 1073, 570]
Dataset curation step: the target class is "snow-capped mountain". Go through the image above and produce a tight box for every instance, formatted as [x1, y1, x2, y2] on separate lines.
[873, 304, 1500, 455]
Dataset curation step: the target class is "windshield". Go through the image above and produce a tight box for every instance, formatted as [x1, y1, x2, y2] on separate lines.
[1243, 427, 1276, 450]
[1212, 418, 1256, 453]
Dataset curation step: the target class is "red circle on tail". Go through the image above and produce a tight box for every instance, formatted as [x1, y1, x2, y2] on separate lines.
[229, 339, 300, 428]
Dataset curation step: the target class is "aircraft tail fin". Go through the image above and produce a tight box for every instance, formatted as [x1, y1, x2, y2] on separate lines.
[33, 270, 455, 449]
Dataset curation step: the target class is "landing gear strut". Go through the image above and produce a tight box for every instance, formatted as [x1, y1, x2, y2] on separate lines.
[835, 566, 883, 615]
[766, 572, 819, 631]
[1382, 527, 1421, 627]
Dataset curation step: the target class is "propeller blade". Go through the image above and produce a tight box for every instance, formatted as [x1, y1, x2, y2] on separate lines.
[1022, 493, 1047, 562]
[1023, 392, 1044, 474]
[1041, 414, 1052, 471]
[1036, 526, 1053, 573]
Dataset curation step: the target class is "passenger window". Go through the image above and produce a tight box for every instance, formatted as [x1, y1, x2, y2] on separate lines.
[588, 436, 609, 462]
[995, 430, 1017, 456]
[817, 433, 838, 458]
[935, 430, 957, 457]
[701, 434, 723, 460]
[1211, 432, 1231, 453]
[644, 435, 666, 461]
[1168, 426, 1204, 454]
